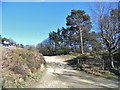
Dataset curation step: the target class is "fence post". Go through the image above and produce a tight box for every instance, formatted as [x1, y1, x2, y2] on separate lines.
[77, 59, 80, 68]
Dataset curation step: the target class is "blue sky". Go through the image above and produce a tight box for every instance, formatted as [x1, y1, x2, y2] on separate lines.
[2, 2, 118, 46]
[2, 0, 119, 2]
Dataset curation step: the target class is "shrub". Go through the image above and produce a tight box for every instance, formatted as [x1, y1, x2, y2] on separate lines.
[113, 52, 120, 68]
[78, 53, 90, 59]
[69, 52, 80, 56]
[2, 47, 46, 88]
[101, 52, 109, 60]
[11, 64, 27, 76]
[39, 46, 71, 56]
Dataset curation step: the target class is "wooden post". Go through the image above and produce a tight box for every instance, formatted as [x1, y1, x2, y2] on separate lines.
[77, 59, 80, 68]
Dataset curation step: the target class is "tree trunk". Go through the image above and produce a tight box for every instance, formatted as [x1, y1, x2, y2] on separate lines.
[79, 28, 84, 54]
[74, 41, 77, 52]
[109, 51, 115, 68]
[54, 42, 57, 50]
[77, 59, 80, 68]
[111, 56, 115, 68]
[102, 58, 105, 70]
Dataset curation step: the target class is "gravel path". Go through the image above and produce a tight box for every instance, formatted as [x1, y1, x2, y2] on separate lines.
[30, 56, 119, 88]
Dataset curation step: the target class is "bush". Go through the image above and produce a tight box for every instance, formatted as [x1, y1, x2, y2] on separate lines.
[2, 47, 46, 88]
[38, 46, 54, 56]
[113, 52, 120, 68]
[11, 64, 27, 76]
[54, 46, 70, 55]
[78, 53, 91, 59]
[69, 52, 80, 57]
[38, 46, 71, 56]
[14, 49, 46, 73]
[101, 52, 109, 60]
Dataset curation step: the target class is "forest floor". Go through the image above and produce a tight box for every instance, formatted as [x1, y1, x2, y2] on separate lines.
[29, 56, 119, 88]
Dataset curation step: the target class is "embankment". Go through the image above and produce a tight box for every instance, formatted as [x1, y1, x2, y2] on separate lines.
[0, 46, 46, 88]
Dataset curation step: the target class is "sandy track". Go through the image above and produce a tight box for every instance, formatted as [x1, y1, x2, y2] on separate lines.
[30, 56, 119, 88]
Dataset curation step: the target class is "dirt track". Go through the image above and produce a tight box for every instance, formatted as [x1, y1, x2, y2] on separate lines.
[30, 56, 119, 88]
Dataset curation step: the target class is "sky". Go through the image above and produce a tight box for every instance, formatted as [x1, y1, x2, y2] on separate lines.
[1, 2, 118, 46]
[1, 0, 120, 2]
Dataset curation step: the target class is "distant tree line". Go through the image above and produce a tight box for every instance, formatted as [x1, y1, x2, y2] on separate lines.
[0, 35, 24, 48]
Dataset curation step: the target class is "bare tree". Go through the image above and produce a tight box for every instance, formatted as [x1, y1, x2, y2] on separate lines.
[91, 2, 120, 68]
